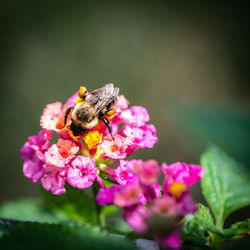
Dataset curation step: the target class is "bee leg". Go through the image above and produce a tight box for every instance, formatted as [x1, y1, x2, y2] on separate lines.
[64, 106, 75, 127]
[101, 117, 113, 139]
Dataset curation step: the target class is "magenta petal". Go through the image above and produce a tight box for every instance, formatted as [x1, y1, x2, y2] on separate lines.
[125, 206, 151, 233]
[20, 142, 34, 161]
[120, 106, 150, 126]
[115, 160, 140, 185]
[40, 164, 66, 195]
[65, 91, 78, 105]
[101, 134, 128, 160]
[96, 186, 118, 205]
[123, 124, 158, 149]
[162, 162, 204, 193]
[67, 156, 97, 189]
[161, 231, 181, 249]
[113, 95, 129, 113]
[23, 160, 44, 183]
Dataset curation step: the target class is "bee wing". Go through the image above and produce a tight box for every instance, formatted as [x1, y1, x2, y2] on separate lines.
[87, 83, 119, 116]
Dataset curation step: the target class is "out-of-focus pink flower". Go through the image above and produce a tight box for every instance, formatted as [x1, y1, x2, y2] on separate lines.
[160, 231, 181, 250]
[125, 206, 151, 233]
[115, 160, 140, 185]
[177, 193, 197, 216]
[133, 159, 161, 185]
[120, 106, 150, 126]
[114, 184, 143, 207]
[101, 134, 129, 159]
[67, 156, 97, 189]
[96, 186, 118, 205]
[162, 162, 204, 196]
[153, 183, 161, 198]
[150, 196, 177, 217]
[45, 139, 79, 168]
[41, 164, 66, 195]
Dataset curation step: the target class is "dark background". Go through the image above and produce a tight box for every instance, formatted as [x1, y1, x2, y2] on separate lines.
[0, 1, 249, 227]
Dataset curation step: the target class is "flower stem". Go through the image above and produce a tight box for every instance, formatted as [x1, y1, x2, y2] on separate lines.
[92, 181, 105, 227]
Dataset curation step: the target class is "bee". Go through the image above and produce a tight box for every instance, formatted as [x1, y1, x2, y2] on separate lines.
[64, 83, 119, 139]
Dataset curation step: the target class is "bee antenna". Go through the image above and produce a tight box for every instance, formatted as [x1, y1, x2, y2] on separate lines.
[64, 106, 75, 127]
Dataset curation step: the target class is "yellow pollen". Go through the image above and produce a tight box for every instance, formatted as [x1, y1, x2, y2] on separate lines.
[79, 86, 86, 97]
[104, 109, 116, 119]
[169, 182, 187, 198]
[84, 131, 102, 149]
[75, 86, 86, 105]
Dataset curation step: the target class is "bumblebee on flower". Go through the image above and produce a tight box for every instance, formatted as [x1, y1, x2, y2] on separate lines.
[64, 84, 118, 143]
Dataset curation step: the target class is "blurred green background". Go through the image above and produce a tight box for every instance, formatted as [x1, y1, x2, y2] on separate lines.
[0, 0, 249, 219]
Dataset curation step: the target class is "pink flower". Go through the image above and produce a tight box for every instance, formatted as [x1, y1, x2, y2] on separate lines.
[23, 159, 44, 183]
[122, 124, 158, 151]
[162, 162, 204, 195]
[120, 106, 150, 126]
[40, 102, 64, 132]
[65, 91, 78, 106]
[115, 160, 140, 185]
[101, 134, 129, 159]
[150, 196, 177, 217]
[114, 184, 143, 207]
[113, 95, 129, 113]
[96, 186, 118, 205]
[41, 164, 66, 195]
[67, 156, 97, 189]
[40, 98, 76, 134]
[20, 130, 52, 183]
[125, 206, 151, 233]
[161, 231, 181, 250]
[153, 183, 161, 198]
[45, 139, 79, 168]
[176, 193, 197, 216]
[133, 159, 161, 185]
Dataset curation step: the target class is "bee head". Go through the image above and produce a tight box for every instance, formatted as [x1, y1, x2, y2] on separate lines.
[76, 107, 92, 122]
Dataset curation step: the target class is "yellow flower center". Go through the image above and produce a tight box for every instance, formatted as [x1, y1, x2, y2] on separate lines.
[169, 182, 187, 198]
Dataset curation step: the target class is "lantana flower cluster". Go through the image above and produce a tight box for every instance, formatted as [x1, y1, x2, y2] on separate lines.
[96, 160, 203, 249]
[20, 90, 157, 195]
[20, 87, 203, 249]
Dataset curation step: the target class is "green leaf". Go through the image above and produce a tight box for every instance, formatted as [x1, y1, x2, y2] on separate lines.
[201, 145, 250, 228]
[0, 198, 67, 223]
[0, 221, 136, 250]
[193, 204, 227, 247]
[193, 204, 222, 235]
[181, 214, 209, 247]
[182, 205, 250, 248]
[194, 204, 214, 226]
[42, 184, 99, 224]
[222, 219, 250, 238]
